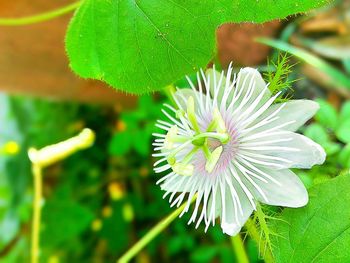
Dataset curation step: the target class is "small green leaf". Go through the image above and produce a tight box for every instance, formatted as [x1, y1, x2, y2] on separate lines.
[315, 99, 338, 130]
[108, 132, 132, 156]
[322, 141, 341, 156]
[66, 0, 330, 93]
[296, 171, 313, 189]
[190, 245, 218, 262]
[303, 123, 340, 155]
[335, 119, 350, 143]
[133, 128, 152, 156]
[338, 144, 350, 168]
[271, 174, 350, 263]
[303, 123, 329, 144]
[339, 101, 350, 123]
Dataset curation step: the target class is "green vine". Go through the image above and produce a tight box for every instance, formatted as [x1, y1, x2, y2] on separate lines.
[0, 1, 81, 26]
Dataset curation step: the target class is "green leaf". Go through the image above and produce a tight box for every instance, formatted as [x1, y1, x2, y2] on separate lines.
[339, 101, 350, 123]
[336, 100, 350, 143]
[271, 174, 350, 263]
[336, 119, 350, 143]
[66, 0, 330, 93]
[303, 123, 329, 144]
[322, 141, 341, 156]
[296, 171, 313, 189]
[190, 245, 218, 262]
[315, 99, 338, 130]
[303, 123, 340, 155]
[133, 127, 152, 156]
[108, 132, 132, 156]
[338, 144, 350, 168]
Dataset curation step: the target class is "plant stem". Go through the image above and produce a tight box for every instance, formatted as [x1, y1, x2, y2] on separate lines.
[0, 1, 81, 26]
[245, 218, 274, 263]
[28, 129, 95, 263]
[31, 163, 43, 263]
[231, 234, 250, 263]
[117, 197, 195, 263]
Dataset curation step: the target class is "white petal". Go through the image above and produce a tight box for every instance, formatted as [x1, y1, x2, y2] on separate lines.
[174, 88, 208, 117]
[206, 184, 221, 220]
[219, 175, 254, 236]
[239, 131, 326, 169]
[251, 100, 319, 132]
[206, 68, 228, 103]
[246, 168, 308, 208]
[160, 173, 192, 192]
[234, 67, 271, 109]
[173, 89, 197, 111]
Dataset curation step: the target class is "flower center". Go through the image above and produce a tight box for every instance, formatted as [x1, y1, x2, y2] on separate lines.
[165, 96, 233, 176]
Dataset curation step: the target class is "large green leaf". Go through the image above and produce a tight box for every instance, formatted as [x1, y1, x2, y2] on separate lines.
[66, 0, 330, 94]
[271, 174, 350, 263]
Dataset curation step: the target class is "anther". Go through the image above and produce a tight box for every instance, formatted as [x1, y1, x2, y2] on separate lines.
[164, 125, 178, 150]
[172, 162, 194, 176]
[205, 146, 223, 173]
[187, 96, 201, 133]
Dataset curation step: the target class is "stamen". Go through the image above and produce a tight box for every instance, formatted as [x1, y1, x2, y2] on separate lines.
[213, 108, 226, 134]
[193, 132, 229, 144]
[181, 146, 200, 164]
[176, 109, 185, 119]
[187, 96, 201, 133]
[172, 162, 194, 177]
[205, 146, 223, 173]
[164, 125, 178, 150]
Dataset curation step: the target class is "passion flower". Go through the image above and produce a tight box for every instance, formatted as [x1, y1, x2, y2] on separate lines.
[153, 66, 325, 235]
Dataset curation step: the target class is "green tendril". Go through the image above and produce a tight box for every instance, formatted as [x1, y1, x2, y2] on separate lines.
[0, 1, 81, 26]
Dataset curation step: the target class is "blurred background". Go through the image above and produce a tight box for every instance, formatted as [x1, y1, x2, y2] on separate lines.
[0, 0, 350, 262]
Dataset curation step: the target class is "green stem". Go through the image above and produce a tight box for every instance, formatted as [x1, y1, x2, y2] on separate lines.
[31, 164, 43, 263]
[117, 197, 196, 263]
[194, 132, 229, 143]
[0, 1, 81, 26]
[245, 218, 274, 263]
[231, 234, 250, 263]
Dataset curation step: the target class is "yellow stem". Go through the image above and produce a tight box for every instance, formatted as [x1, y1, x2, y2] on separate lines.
[0, 1, 81, 26]
[118, 196, 196, 263]
[231, 234, 250, 263]
[31, 163, 42, 263]
[28, 128, 95, 263]
[245, 218, 274, 263]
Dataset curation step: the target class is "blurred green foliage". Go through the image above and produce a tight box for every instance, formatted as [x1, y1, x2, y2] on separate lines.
[0, 93, 264, 263]
[1, 72, 350, 263]
[299, 99, 350, 188]
[108, 95, 163, 157]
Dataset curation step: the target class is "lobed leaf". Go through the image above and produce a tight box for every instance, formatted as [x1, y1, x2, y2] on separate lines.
[271, 174, 350, 263]
[65, 0, 330, 93]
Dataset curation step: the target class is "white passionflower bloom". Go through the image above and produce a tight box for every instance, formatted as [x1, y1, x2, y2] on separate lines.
[152, 65, 326, 236]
